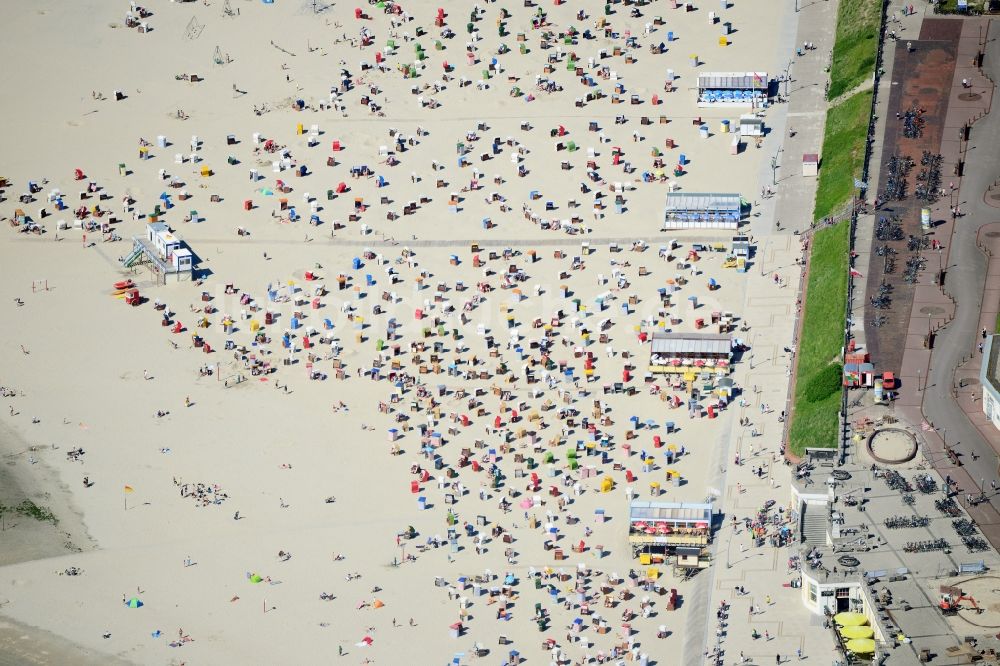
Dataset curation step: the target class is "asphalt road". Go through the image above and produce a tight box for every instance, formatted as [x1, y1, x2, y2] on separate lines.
[922, 31, 1000, 511]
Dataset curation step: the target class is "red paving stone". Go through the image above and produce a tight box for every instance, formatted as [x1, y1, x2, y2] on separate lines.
[866, 27, 959, 373]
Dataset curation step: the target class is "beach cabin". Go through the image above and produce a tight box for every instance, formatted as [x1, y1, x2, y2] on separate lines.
[730, 235, 751, 258]
[738, 115, 765, 137]
[628, 500, 715, 565]
[696, 72, 768, 108]
[662, 192, 741, 230]
[802, 153, 819, 177]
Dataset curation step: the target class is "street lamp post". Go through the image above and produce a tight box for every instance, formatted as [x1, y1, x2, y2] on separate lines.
[771, 155, 778, 185]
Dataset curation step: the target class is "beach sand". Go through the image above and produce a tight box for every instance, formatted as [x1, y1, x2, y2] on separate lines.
[0, 0, 805, 663]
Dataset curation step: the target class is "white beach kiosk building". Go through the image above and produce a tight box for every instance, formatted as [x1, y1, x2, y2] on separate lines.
[696, 72, 768, 107]
[662, 192, 742, 230]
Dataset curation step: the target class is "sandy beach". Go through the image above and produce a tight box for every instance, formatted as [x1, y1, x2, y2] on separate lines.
[0, 0, 811, 663]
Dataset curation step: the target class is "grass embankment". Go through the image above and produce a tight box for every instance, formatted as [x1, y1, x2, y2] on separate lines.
[789, 221, 850, 455]
[813, 90, 873, 222]
[788, 0, 881, 456]
[827, 0, 882, 100]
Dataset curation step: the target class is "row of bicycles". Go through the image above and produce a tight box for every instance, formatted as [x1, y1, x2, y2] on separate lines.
[882, 154, 913, 201]
[875, 216, 905, 242]
[884, 515, 929, 529]
[882, 468, 914, 493]
[902, 102, 926, 139]
[915, 151, 942, 203]
[915, 474, 938, 494]
[952, 518, 979, 537]
[903, 256, 927, 284]
[903, 538, 949, 553]
[870, 281, 893, 310]
[935, 497, 962, 517]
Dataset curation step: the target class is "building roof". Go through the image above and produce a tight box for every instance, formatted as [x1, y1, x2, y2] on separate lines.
[629, 500, 713, 523]
[664, 192, 741, 214]
[697, 72, 768, 90]
[650, 331, 732, 356]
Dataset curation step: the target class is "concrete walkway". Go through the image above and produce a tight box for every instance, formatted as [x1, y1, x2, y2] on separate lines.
[689, 0, 842, 662]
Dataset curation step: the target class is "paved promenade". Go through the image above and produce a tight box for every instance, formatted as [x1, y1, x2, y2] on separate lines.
[690, 0, 842, 662]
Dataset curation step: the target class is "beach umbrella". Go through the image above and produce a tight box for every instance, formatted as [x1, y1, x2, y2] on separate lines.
[845, 638, 876, 654]
[373, 599, 385, 608]
[834, 612, 867, 626]
[250, 573, 263, 583]
[840, 626, 874, 639]
[125, 597, 143, 608]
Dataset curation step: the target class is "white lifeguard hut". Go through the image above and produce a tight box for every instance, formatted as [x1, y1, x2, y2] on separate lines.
[122, 222, 195, 283]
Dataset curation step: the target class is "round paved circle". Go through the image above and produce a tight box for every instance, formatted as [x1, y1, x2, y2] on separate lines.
[867, 428, 918, 464]
[959, 92, 982, 101]
[918, 306, 945, 315]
